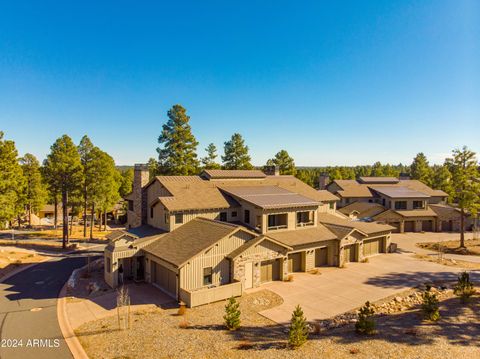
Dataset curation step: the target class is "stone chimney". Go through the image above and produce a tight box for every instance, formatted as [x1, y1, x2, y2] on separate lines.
[263, 165, 280, 176]
[128, 163, 149, 228]
[318, 173, 330, 190]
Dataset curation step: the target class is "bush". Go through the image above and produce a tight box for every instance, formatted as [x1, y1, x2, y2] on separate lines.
[453, 271, 476, 302]
[177, 303, 187, 316]
[288, 305, 309, 349]
[421, 285, 440, 321]
[355, 301, 375, 334]
[285, 274, 294, 282]
[224, 297, 241, 330]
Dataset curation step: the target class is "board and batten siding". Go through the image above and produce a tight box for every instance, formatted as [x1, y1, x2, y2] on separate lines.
[179, 230, 254, 291]
[169, 208, 240, 231]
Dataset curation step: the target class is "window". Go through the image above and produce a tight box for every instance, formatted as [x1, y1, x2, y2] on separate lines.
[150, 206, 154, 218]
[345, 198, 350, 204]
[164, 213, 169, 224]
[231, 211, 237, 218]
[395, 201, 407, 210]
[106, 257, 111, 273]
[413, 200, 425, 209]
[175, 213, 183, 224]
[203, 267, 212, 286]
[244, 210, 250, 224]
[128, 200, 134, 211]
[219, 212, 227, 222]
[329, 202, 335, 209]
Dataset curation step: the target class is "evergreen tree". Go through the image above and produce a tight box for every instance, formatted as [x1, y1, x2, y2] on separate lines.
[78, 135, 95, 237]
[355, 301, 376, 334]
[371, 162, 385, 177]
[453, 271, 476, 302]
[410, 153, 433, 185]
[222, 133, 253, 170]
[288, 305, 308, 349]
[147, 157, 159, 179]
[432, 164, 453, 201]
[157, 104, 199, 175]
[20, 153, 46, 226]
[223, 297, 241, 330]
[421, 284, 440, 321]
[446, 147, 480, 248]
[44, 135, 83, 247]
[0, 132, 24, 228]
[201, 143, 221, 169]
[118, 168, 134, 198]
[295, 169, 314, 187]
[267, 150, 296, 175]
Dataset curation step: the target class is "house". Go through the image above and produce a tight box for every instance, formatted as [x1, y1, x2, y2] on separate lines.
[104, 166, 393, 307]
[323, 175, 466, 232]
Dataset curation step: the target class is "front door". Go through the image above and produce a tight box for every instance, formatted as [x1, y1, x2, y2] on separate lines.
[135, 256, 145, 281]
[244, 262, 253, 289]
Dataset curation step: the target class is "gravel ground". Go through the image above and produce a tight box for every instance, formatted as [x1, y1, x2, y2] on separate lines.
[75, 288, 479, 359]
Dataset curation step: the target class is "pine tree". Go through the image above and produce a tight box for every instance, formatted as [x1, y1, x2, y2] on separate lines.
[0, 132, 24, 228]
[20, 153, 47, 227]
[410, 153, 433, 185]
[432, 164, 453, 201]
[421, 284, 440, 321]
[157, 104, 199, 175]
[223, 297, 241, 330]
[267, 150, 296, 175]
[288, 305, 308, 349]
[147, 157, 159, 179]
[445, 147, 480, 248]
[118, 168, 134, 198]
[201, 143, 221, 169]
[222, 133, 253, 170]
[78, 135, 95, 237]
[355, 301, 376, 334]
[44, 135, 83, 248]
[371, 162, 385, 177]
[453, 271, 476, 302]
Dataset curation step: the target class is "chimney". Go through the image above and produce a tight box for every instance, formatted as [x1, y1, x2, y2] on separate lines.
[318, 173, 330, 190]
[263, 165, 280, 176]
[129, 163, 149, 228]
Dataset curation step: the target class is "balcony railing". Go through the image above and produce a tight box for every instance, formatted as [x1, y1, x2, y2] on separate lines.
[296, 221, 314, 227]
[267, 224, 288, 231]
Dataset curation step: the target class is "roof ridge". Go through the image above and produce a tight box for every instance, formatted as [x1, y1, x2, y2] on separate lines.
[193, 217, 240, 229]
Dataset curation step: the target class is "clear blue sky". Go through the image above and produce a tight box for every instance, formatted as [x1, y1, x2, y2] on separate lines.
[1, 1, 479, 166]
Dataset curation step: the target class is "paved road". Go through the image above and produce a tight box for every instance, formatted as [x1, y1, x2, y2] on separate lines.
[0, 255, 95, 359]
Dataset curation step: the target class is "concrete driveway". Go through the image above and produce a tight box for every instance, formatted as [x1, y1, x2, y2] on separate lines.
[259, 251, 476, 324]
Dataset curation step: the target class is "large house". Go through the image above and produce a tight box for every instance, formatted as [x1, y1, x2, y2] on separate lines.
[105, 166, 393, 307]
[323, 175, 465, 233]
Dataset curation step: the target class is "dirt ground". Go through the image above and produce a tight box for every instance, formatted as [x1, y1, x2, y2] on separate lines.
[0, 248, 48, 279]
[414, 254, 480, 270]
[75, 288, 480, 359]
[16, 225, 113, 240]
[418, 239, 480, 256]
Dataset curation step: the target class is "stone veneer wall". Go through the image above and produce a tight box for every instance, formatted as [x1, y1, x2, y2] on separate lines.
[232, 251, 288, 288]
[129, 164, 149, 228]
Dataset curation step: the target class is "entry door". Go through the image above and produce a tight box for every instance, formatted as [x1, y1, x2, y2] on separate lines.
[344, 245, 356, 262]
[244, 262, 253, 289]
[260, 260, 280, 283]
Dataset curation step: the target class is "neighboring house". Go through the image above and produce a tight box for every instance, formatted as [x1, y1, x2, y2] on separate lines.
[105, 166, 393, 307]
[323, 175, 467, 233]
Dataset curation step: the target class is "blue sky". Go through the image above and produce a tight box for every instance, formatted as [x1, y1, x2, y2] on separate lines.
[0, 1, 479, 166]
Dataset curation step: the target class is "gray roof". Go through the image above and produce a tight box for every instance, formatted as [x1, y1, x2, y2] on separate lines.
[227, 235, 292, 259]
[143, 218, 245, 267]
[267, 224, 338, 247]
[358, 177, 400, 184]
[220, 186, 320, 209]
[370, 186, 430, 199]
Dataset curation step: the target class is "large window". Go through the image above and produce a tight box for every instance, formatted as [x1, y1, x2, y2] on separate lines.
[244, 210, 250, 224]
[296, 211, 314, 226]
[413, 200, 425, 209]
[268, 213, 288, 230]
[175, 213, 184, 224]
[395, 201, 407, 210]
[203, 267, 212, 286]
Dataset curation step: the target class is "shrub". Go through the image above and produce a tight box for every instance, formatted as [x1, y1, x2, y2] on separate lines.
[421, 285, 440, 321]
[355, 301, 375, 335]
[453, 271, 476, 302]
[285, 274, 294, 282]
[288, 305, 308, 349]
[224, 297, 241, 330]
[179, 318, 189, 329]
[177, 302, 187, 316]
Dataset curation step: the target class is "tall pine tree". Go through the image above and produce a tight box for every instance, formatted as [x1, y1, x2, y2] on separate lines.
[20, 153, 46, 226]
[222, 133, 253, 170]
[78, 135, 95, 237]
[446, 147, 480, 248]
[157, 104, 199, 175]
[410, 153, 433, 185]
[44, 135, 83, 248]
[266, 150, 296, 175]
[201, 143, 221, 169]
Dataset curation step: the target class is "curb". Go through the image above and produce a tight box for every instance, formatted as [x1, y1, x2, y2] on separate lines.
[57, 281, 90, 359]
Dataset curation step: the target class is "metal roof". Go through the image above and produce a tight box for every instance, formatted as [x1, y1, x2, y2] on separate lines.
[370, 186, 430, 198]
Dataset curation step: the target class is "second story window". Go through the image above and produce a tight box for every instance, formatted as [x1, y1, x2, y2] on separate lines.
[296, 211, 314, 226]
[175, 213, 184, 224]
[203, 267, 212, 286]
[219, 212, 227, 222]
[395, 201, 407, 210]
[244, 210, 250, 224]
[150, 206, 154, 218]
[231, 211, 237, 218]
[413, 200, 425, 209]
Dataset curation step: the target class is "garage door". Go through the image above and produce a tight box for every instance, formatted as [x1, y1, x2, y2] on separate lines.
[315, 247, 328, 266]
[363, 238, 382, 256]
[344, 245, 356, 263]
[441, 220, 453, 232]
[404, 221, 415, 232]
[260, 259, 280, 283]
[422, 220, 433, 232]
[152, 261, 177, 297]
[288, 252, 303, 272]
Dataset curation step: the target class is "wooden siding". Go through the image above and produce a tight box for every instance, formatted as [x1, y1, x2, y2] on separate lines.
[169, 208, 240, 231]
[179, 231, 254, 291]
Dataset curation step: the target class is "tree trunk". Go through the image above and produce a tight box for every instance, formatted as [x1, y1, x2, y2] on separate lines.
[104, 211, 107, 231]
[54, 197, 58, 229]
[90, 203, 94, 240]
[460, 206, 465, 248]
[62, 190, 68, 248]
[83, 190, 87, 238]
[69, 206, 74, 235]
[98, 210, 102, 231]
[28, 204, 32, 227]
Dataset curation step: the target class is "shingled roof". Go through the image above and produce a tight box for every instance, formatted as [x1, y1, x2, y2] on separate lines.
[318, 213, 395, 235]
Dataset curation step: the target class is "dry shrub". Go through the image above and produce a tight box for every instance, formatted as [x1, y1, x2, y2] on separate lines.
[237, 340, 254, 350]
[179, 318, 189, 329]
[177, 304, 187, 316]
[285, 274, 294, 282]
[309, 269, 319, 275]
[361, 257, 369, 263]
[311, 322, 322, 334]
[349, 348, 360, 355]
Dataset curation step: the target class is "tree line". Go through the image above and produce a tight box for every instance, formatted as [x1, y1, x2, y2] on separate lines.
[0, 132, 133, 248]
